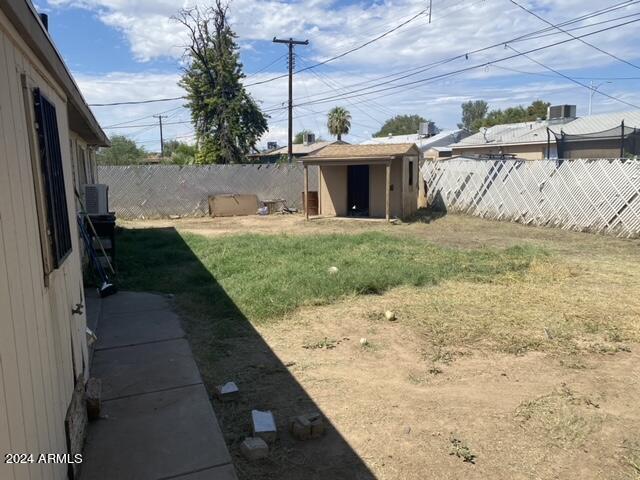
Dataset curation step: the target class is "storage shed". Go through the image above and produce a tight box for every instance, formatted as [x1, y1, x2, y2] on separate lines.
[301, 143, 421, 220]
[0, 1, 108, 479]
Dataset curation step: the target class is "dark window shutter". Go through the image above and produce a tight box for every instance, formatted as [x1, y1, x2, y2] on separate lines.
[33, 88, 72, 268]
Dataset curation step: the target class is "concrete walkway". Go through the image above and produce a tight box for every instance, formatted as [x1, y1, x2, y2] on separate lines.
[82, 291, 237, 480]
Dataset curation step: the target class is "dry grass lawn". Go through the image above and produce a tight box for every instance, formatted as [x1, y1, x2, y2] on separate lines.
[119, 212, 640, 480]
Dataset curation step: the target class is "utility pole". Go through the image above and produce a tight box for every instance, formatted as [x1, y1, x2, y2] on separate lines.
[153, 115, 168, 157]
[273, 37, 309, 162]
[428, 0, 432, 23]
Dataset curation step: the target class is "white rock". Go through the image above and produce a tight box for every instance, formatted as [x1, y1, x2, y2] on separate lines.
[359, 338, 368, 346]
[384, 310, 396, 321]
[328, 266, 339, 274]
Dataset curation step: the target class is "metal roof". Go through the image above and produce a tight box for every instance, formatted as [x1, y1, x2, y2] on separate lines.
[450, 110, 640, 149]
[360, 129, 464, 151]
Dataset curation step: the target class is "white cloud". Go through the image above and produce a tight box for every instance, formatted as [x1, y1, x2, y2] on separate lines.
[57, 0, 640, 150]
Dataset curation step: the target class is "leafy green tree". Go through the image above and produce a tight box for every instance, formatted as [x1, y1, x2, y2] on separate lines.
[327, 106, 351, 141]
[373, 114, 430, 137]
[526, 100, 551, 120]
[96, 135, 146, 165]
[163, 140, 197, 164]
[176, 2, 268, 164]
[458, 100, 489, 132]
[461, 100, 551, 131]
[293, 129, 313, 144]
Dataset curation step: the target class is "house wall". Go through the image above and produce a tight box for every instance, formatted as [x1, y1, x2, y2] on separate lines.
[0, 10, 89, 480]
[319, 165, 347, 216]
[452, 144, 546, 160]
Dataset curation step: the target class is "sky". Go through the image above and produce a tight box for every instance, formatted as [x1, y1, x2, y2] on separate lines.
[37, 0, 640, 152]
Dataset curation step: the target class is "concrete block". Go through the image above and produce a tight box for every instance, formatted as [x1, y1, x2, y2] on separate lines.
[251, 410, 277, 443]
[289, 416, 311, 441]
[289, 412, 324, 441]
[215, 382, 239, 402]
[240, 437, 269, 461]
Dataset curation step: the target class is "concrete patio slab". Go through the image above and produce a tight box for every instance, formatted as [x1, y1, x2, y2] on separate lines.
[169, 464, 238, 480]
[95, 309, 184, 350]
[92, 338, 202, 400]
[101, 291, 170, 316]
[81, 384, 231, 480]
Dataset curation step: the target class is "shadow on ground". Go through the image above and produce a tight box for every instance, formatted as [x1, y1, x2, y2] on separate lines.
[115, 226, 376, 480]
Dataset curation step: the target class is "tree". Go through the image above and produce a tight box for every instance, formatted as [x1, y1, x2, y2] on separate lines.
[458, 100, 488, 132]
[96, 135, 146, 165]
[163, 140, 197, 164]
[327, 106, 351, 141]
[293, 129, 313, 144]
[176, 3, 268, 164]
[459, 100, 551, 132]
[372, 114, 430, 137]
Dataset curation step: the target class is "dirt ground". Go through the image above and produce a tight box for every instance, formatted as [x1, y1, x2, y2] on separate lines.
[123, 213, 640, 479]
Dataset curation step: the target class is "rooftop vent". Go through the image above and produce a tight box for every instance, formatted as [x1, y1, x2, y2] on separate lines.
[303, 132, 316, 145]
[547, 105, 576, 123]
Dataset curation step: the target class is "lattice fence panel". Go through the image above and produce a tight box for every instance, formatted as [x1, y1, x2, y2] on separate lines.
[422, 157, 640, 238]
[98, 164, 319, 219]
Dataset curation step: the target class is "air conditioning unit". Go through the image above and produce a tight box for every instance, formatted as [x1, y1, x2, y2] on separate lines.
[419, 121, 437, 136]
[83, 184, 109, 215]
[547, 105, 576, 121]
[267, 141, 278, 151]
[303, 132, 316, 145]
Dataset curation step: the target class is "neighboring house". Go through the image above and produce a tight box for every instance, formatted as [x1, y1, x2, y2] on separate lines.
[249, 140, 346, 163]
[0, 1, 108, 479]
[449, 106, 640, 159]
[361, 129, 467, 160]
[301, 143, 420, 220]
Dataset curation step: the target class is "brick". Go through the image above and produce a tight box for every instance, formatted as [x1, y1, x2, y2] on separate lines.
[240, 437, 269, 461]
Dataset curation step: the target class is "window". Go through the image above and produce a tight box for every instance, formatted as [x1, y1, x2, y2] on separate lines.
[408, 160, 414, 187]
[33, 88, 72, 269]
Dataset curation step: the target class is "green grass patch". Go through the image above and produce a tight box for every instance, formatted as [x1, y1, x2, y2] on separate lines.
[115, 227, 544, 331]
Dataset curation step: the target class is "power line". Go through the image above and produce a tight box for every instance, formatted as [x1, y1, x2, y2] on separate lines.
[88, 1, 639, 109]
[504, 44, 640, 109]
[90, 96, 185, 107]
[267, 4, 640, 106]
[491, 64, 640, 80]
[510, 0, 640, 71]
[104, 120, 192, 129]
[290, 17, 640, 109]
[245, 5, 430, 87]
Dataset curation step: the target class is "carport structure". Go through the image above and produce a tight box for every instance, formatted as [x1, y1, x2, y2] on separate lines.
[301, 143, 421, 221]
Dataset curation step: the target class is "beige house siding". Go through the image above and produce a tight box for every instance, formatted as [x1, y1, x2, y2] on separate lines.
[0, 9, 89, 480]
[319, 165, 347, 216]
[317, 156, 418, 219]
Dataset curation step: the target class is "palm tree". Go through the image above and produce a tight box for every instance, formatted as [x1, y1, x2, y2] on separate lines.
[327, 106, 351, 141]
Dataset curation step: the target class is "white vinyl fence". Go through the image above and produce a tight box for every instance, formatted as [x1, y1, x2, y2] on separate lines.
[99, 164, 318, 219]
[422, 157, 640, 238]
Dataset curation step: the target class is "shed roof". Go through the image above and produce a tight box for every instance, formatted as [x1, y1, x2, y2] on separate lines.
[2, 0, 108, 146]
[308, 143, 419, 158]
